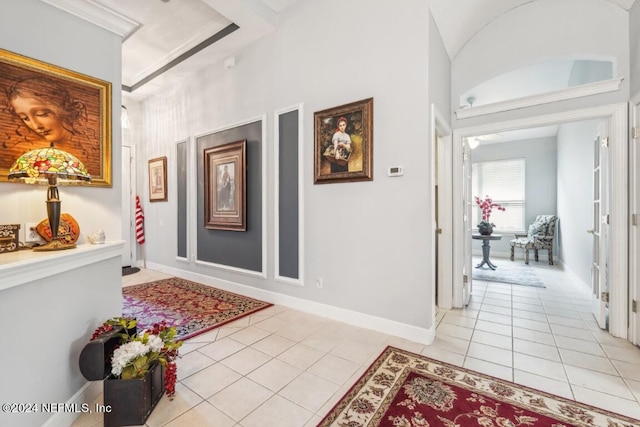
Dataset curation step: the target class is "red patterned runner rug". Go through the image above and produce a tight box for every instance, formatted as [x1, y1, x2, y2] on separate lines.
[123, 277, 272, 341]
[319, 346, 639, 427]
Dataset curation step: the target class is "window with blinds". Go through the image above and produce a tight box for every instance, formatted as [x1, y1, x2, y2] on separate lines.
[472, 158, 526, 232]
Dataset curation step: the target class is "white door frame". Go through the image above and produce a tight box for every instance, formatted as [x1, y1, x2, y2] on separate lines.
[121, 144, 137, 267]
[451, 103, 628, 338]
[431, 104, 453, 310]
[629, 92, 640, 345]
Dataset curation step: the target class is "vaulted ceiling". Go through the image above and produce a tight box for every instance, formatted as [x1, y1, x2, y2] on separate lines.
[41, 0, 637, 100]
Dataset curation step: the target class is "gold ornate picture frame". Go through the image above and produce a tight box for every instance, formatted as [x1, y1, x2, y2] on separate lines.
[0, 48, 112, 187]
[314, 97, 373, 184]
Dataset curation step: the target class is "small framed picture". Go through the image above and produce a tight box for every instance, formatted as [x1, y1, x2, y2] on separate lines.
[148, 156, 167, 202]
[314, 97, 373, 184]
[204, 140, 246, 231]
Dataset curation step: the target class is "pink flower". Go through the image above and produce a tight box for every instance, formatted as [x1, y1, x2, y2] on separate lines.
[475, 195, 506, 223]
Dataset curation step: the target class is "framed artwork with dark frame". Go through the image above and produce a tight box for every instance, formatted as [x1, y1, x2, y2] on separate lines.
[314, 97, 373, 184]
[204, 140, 247, 231]
[148, 156, 167, 202]
[0, 48, 112, 187]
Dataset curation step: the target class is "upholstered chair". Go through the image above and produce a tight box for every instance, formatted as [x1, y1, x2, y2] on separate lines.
[509, 215, 558, 265]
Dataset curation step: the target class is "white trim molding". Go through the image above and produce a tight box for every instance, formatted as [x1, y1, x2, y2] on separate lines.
[40, 0, 140, 39]
[0, 241, 124, 291]
[455, 78, 624, 120]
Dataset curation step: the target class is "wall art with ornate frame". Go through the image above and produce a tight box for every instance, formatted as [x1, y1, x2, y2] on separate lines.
[314, 97, 373, 184]
[0, 48, 112, 186]
[148, 156, 167, 202]
[204, 140, 246, 231]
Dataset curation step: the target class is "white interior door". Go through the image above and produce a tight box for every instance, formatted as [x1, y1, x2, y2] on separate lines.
[462, 140, 473, 306]
[591, 128, 609, 329]
[121, 145, 135, 267]
[631, 98, 640, 345]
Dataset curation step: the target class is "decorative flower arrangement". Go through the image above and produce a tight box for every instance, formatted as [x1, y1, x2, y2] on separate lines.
[91, 317, 183, 399]
[474, 195, 506, 228]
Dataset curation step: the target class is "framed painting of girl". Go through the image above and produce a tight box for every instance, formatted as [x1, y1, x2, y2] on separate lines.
[313, 97, 373, 184]
[0, 48, 112, 187]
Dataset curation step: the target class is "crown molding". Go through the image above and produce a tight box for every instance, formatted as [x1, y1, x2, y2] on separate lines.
[40, 0, 140, 39]
[455, 77, 624, 120]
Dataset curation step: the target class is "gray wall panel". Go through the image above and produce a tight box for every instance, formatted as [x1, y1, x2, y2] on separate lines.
[278, 110, 299, 279]
[177, 141, 188, 258]
[196, 121, 262, 271]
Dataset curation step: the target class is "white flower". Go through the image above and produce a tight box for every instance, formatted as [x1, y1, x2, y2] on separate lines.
[111, 341, 151, 376]
[147, 335, 164, 352]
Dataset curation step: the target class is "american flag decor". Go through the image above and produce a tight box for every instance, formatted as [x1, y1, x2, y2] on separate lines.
[135, 195, 145, 245]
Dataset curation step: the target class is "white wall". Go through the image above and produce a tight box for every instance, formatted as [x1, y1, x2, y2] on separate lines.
[452, 0, 630, 129]
[0, 0, 123, 246]
[133, 0, 434, 331]
[557, 120, 599, 286]
[0, 245, 123, 427]
[471, 137, 557, 256]
[429, 10, 451, 115]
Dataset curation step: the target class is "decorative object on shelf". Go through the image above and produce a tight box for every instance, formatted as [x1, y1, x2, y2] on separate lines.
[0, 224, 20, 253]
[9, 144, 90, 251]
[204, 140, 247, 231]
[314, 97, 373, 184]
[0, 48, 112, 186]
[87, 229, 106, 244]
[35, 212, 80, 245]
[474, 195, 505, 236]
[80, 317, 182, 427]
[148, 156, 167, 202]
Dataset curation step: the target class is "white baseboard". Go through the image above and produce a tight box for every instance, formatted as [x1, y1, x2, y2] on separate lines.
[42, 381, 102, 427]
[144, 261, 435, 345]
[556, 259, 591, 290]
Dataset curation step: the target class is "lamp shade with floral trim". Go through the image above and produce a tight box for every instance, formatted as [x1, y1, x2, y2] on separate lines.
[8, 144, 91, 184]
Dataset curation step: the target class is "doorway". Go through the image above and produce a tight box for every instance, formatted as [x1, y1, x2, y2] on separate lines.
[450, 103, 629, 339]
[121, 144, 136, 267]
[432, 105, 453, 310]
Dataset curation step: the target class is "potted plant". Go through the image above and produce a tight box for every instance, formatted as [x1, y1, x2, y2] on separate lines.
[474, 195, 506, 235]
[80, 317, 182, 427]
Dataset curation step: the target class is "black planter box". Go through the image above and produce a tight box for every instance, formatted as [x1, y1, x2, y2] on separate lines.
[79, 327, 124, 381]
[79, 323, 164, 426]
[104, 362, 164, 427]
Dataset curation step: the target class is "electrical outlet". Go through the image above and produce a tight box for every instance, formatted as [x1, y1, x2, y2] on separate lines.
[25, 222, 44, 243]
[316, 276, 323, 288]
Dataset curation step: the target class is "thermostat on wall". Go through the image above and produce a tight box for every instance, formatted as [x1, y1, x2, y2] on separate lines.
[388, 166, 404, 177]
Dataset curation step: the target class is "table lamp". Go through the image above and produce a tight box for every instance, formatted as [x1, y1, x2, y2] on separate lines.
[8, 143, 91, 251]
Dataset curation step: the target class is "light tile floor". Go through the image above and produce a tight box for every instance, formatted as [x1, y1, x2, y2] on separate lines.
[73, 260, 640, 426]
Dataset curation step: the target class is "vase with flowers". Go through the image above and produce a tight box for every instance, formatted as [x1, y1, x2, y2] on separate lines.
[475, 195, 506, 235]
[80, 317, 182, 427]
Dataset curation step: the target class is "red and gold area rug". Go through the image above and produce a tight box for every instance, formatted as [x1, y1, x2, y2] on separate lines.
[319, 346, 638, 427]
[123, 277, 272, 341]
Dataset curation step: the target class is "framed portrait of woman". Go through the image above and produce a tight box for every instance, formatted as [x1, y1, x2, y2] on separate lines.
[203, 140, 246, 231]
[313, 97, 373, 184]
[0, 48, 112, 187]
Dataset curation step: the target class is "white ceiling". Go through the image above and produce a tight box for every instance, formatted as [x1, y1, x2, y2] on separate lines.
[429, 0, 637, 59]
[42, 0, 637, 100]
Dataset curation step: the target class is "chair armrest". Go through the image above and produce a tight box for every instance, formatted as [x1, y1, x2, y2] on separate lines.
[513, 233, 528, 238]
